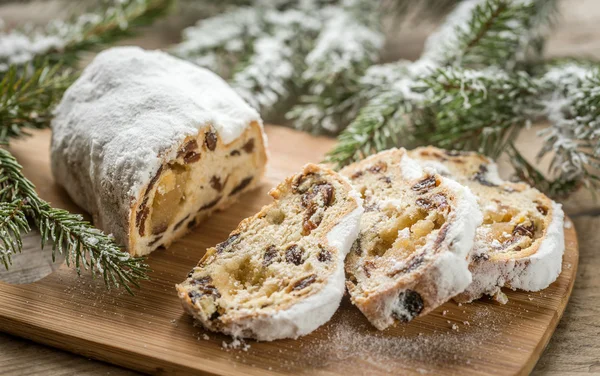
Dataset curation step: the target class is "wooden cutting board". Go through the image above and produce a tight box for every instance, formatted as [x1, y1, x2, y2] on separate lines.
[0, 126, 578, 376]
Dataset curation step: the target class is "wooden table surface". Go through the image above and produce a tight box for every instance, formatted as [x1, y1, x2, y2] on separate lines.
[1, 0, 600, 375]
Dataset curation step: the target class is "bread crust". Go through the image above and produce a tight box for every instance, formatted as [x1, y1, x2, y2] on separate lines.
[409, 146, 565, 302]
[341, 149, 481, 330]
[177, 164, 363, 340]
[51, 47, 268, 256]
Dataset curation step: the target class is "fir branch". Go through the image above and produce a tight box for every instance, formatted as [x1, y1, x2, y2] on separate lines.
[506, 143, 582, 198]
[0, 199, 29, 269]
[413, 67, 542, 158]
[324, 91, 418, 170]
[0, 148, 149, 294]
[231, 7, 322, 113]
[287, 2, 384, 134]
[535, 63, 600, 194]
[0, 0, 174, 71]
[0, 60, 75, 144]
[171, 6, 263, 78]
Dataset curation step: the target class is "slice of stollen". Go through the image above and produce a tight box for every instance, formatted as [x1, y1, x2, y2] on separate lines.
[341, 148, 481, 330]
[408, 146, 565, 303]
[176, 164, 363, 340]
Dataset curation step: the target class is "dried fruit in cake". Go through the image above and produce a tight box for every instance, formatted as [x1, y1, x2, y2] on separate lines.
[176, 164, 363, 340]
[408, 146, 565, 303]
[341, 148, 482, 330]
[51, 47, 268, 256]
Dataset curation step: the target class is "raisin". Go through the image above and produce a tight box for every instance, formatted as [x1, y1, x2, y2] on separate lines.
[174, 214, 191, 230]
[242, 138, 255, 153]
[200, 196, 222, 210]
[513, 223, 535, 237]
[292, 172, 324, 194]
[351, 170, 364, 179]
[188, 284, 220, 303]
[411, 176, 438, 192]
[187, 218, 198, 229]
[285, 244, 304, 265]
[302, 206, 323, 235]
[177, 140, 198, 158]
[263, 245, 279, 266]
[536, 205, 548, 215]
[210, 176, 225, 192]
[136, 201, 150, 237]
[292, 274, 316, 291]
[379, 176, 392, 184]
[230, 150, 241, 157]
[147, 165, 164, 192]
[229, 176, 253, 196]
[473, 164, 498, 187]
[204, 130, 218, 151]
[317, 246, 332, 262]
[152, 222, 169, 235]
[363, 260, 375, 278]
[149, 235, 163, 247]
[351, 238, 362, 256]
[472, 253, 490, 262]
[191, 276, 212, 285]
[415, 198, 433, 210]
[434, 225, 449, 251]
[388, 254, 424, 277]
[302, 183, 334, 208]
[187, 269, 195, 278]
[391, 290, 424, 322]
[184, 151, 201, 164]
[368, 161, 387, 173]
[209, 310, 221, 321]
[416, 194, 448, 211]
[216, 233, 240, 253]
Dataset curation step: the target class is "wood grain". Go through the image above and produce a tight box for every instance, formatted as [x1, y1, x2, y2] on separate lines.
[0, 126, 578, 376]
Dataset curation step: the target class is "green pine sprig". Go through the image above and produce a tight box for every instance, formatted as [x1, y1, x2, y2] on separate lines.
[412, 67, 543, 159]
[324, 91, 417, 169]
[0, 148, 149, 294]
[446, 0, 539, 68]
[0, 61, 75, 144]
[1, 0, 174, 71]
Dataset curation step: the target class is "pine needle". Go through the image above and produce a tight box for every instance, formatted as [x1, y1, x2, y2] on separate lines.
[0, 148, 149, 294]
[0, 61, 75, 144]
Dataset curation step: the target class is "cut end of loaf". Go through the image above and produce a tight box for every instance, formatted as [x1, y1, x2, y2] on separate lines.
[177, 164, 363, 340]
[130, 121, 267, 256]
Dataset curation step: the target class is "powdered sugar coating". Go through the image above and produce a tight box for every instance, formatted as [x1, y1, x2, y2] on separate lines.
[464, 202, 564, 299]
[225, 203, 364, 341]
[51, 46, 264, 246]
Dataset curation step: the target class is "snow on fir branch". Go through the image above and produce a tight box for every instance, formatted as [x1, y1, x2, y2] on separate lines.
[287, 2, 384, 133]
[0, 0, 171, 293]
[0, 0, 173, 72]
[325, 0, 596, 198]
[0, 148, 149, 293]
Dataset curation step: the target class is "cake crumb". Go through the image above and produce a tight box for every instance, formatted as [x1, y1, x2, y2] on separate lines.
[442, 310, 448, 316]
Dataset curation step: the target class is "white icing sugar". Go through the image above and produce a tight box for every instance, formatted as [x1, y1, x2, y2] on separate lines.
[509, 202, 565, 291]
[462, 201, 565, 301]
[418, 160, 452, 177]
[226, 193, 364, 341]
[399, 154, 425, 181]
[51, 46, 264, 243]
[429, 177, 482, 300]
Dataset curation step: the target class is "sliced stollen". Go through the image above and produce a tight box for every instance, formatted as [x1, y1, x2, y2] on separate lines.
[340, 148, 481, 330]
[176, 164, 363, 341]
[51, 46, 268, 256]
[408, 146, 565, 303]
